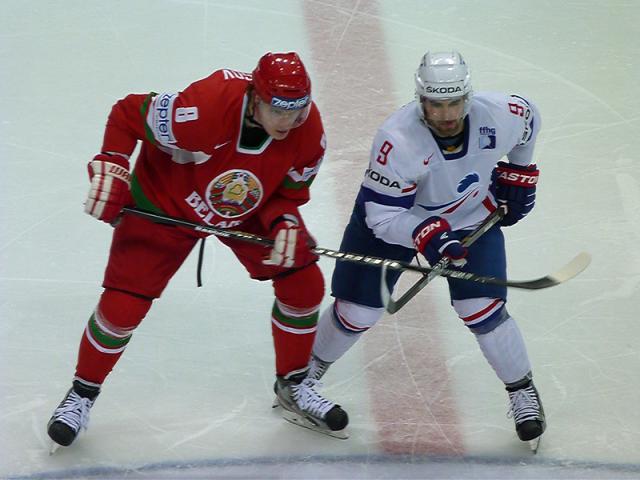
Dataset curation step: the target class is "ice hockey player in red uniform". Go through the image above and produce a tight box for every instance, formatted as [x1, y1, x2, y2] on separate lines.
[47, 52, 348, 450]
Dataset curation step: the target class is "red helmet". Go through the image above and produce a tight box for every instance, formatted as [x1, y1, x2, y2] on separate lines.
[252, 52, 311, 110]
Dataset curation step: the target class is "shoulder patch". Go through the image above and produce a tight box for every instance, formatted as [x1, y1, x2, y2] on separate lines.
[150, 93, 177, 145]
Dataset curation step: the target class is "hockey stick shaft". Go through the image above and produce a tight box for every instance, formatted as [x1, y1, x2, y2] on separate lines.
[383, 206, 506, 313]
[122, 207, 591, 290]
[122, 207, 275, 246]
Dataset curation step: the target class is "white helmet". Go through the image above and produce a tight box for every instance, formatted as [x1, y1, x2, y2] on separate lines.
[415, 51, 473, 116]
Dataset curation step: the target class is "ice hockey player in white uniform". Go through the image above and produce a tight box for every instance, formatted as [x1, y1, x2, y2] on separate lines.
[308, 51, 545, 449]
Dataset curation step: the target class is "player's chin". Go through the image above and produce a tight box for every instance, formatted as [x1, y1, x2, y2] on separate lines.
[272, 129, 291, 140]
[436, 123, 459, 136]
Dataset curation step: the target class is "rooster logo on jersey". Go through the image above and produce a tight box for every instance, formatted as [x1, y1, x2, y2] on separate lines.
[419, 172, 480, 214]
[457, 173, 479, 193]
[206, 169, 263, 218]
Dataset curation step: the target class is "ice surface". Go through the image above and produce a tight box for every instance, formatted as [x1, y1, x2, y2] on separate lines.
[2, 1, 639, 479]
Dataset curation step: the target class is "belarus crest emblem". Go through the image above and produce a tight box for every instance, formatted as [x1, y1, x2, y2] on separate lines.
[206, 169, 263, 218]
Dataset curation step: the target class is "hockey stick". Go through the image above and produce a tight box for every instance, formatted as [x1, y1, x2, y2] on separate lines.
[381, 205, 507, 314]
[122, 207, 591, 290]
[122, 207, 275, 246]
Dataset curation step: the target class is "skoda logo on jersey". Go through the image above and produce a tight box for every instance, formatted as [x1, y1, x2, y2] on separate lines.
[271, 95, 310, 110]
[206, 169, 263, 218]
[479, 126, 496, 150]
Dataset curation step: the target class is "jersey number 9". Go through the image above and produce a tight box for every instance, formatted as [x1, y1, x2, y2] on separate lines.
[376, 140, 394, 165]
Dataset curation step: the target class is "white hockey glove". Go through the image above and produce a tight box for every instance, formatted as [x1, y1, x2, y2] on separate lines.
[262, 214, 318, 269]
[84, 153, 132, 225]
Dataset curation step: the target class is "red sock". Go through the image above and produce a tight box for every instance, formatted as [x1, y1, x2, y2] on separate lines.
[75, 289, 152, 384]
[271, 265, 324, 376]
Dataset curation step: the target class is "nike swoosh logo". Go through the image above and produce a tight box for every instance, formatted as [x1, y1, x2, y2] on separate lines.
[424, 153, 434, 165]
[214, 140, 231, 150]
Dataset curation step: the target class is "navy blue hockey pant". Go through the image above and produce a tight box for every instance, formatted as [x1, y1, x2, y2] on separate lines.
[331, 204, 508, 308]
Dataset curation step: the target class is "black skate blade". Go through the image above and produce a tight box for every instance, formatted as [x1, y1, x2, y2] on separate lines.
[280, 409, 349, 439]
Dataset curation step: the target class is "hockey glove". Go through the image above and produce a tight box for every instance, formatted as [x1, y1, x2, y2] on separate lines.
[412, 216, 467, 267]
[262, 214, 319, 269]
[494, 161, 539, 227]
[84, 153, 132, 225]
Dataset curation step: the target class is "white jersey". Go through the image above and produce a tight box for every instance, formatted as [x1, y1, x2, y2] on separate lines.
[356, 91, 540, 248]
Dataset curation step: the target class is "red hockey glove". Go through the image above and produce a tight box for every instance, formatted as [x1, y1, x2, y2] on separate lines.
[494, 161, 539, 227]
[412, 216, 468, 267]
[84, 153, 132, 225]
[262, 215, 319, 269]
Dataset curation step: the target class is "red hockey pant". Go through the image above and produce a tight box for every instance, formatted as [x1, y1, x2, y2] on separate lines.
[75, 214, 324, 384]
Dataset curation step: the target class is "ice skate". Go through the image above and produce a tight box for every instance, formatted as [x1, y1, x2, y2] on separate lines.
[507, 378, 546, 453]
[273, 368, 349, 439]
[307, 354, 333, 381]
[272, 354, 332, 406]
[47, 379, 100, 452]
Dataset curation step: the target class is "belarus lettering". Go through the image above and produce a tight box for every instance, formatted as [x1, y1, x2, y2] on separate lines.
[184, 191, 242, 228]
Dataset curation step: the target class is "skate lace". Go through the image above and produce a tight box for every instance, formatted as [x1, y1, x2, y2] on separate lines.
[292, 378, 334, 418]
[53, 391, 94, 432]
[308, 356, 331, 381]
[507, 386, 540, 424]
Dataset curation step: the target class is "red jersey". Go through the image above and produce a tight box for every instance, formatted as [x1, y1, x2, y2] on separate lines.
[99, 69, 325, 231]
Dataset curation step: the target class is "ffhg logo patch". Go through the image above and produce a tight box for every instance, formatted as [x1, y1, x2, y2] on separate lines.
[479, 126, 496, 150]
